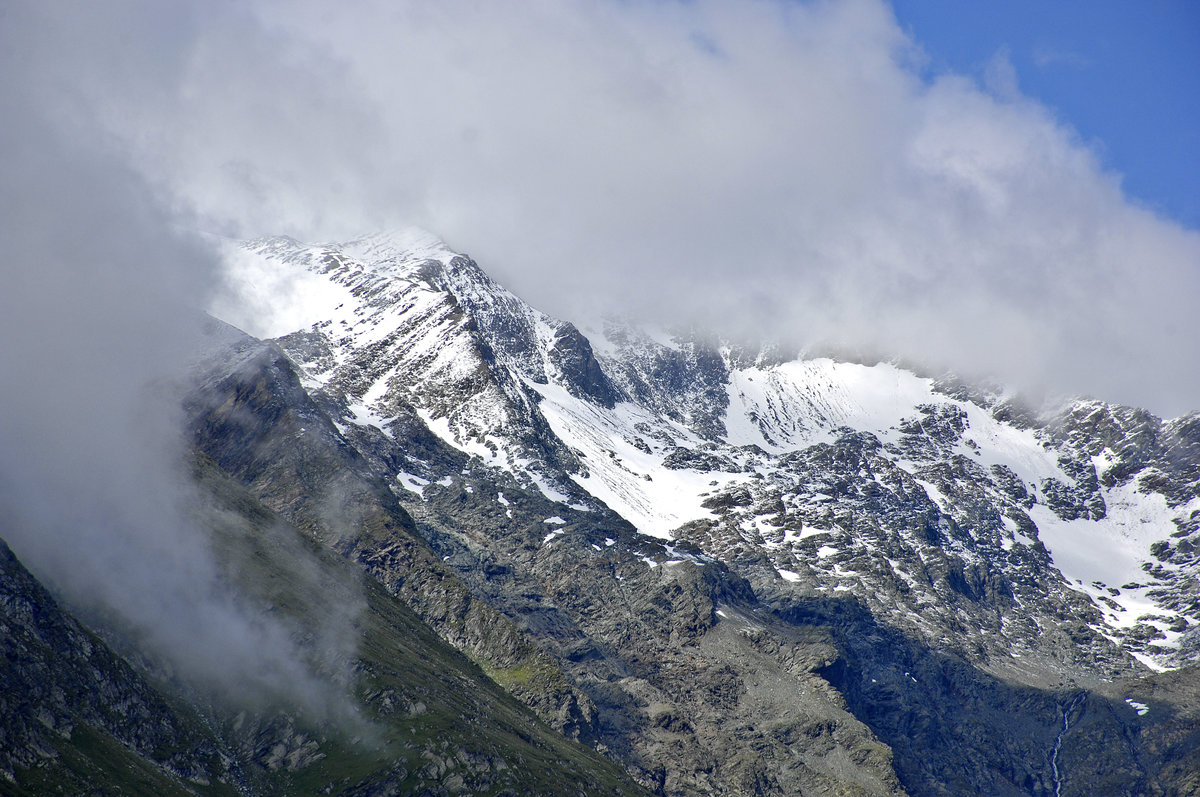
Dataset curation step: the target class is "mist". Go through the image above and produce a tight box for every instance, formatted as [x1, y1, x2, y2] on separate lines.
[0, 4, 364, 724]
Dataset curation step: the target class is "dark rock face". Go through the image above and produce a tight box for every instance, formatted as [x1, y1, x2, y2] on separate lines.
[1045, 401, 1200, 508]
[598, 322, 731, 440]
[661, 446, 740, 472]
[0, 539, 230, 794]
[548, 321, 622, 408]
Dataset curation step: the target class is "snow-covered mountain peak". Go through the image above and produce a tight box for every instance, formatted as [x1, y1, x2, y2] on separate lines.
[339, 228, 460, 266]
[210, 232, 1200, 672]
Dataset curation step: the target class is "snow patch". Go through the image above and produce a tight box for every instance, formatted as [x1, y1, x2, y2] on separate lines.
[1125, 698, 1149, 716]
[397, 472, 429, 495]
[1034, 484, 1196, 665]
[529, 380, 746, 538]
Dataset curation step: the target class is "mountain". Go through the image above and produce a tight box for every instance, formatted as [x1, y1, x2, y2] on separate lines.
[196, 230, 1200, 794]
[5, 228, 1199, 795]
[221, 231, 1199, 667]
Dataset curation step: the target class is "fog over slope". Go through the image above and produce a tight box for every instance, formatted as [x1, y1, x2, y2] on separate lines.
[0, 9, 363, 718]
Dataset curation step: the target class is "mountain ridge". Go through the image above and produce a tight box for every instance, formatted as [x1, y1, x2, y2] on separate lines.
[220, 230, 1198, 671]
[190, 228, 1200, 792]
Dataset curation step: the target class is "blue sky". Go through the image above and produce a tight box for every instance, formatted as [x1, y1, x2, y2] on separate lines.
[891, 0, 1200, 230]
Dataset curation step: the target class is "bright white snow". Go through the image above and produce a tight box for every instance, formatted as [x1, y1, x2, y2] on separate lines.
[1125, 698, 1150, 716]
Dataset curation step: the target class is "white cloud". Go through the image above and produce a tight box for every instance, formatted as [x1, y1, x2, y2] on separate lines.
[983, 46, 1020, 100]
[9, 0, 1200, 422]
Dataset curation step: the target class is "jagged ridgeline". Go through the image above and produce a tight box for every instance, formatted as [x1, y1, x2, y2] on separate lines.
[5, 229, 1199, 795]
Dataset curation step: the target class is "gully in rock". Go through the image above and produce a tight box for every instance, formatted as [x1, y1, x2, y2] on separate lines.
[1048, 693, 1086, 797]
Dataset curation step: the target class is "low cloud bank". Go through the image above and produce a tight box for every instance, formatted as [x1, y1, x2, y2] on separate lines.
[18, 1, 1198, 414]
[0, 9, 363, 724]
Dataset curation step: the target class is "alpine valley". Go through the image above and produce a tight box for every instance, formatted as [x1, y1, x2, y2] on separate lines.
[5, 230, 1200, 796]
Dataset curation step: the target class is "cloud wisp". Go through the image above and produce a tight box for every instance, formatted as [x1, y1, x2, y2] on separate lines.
[0, 4, 365, 725]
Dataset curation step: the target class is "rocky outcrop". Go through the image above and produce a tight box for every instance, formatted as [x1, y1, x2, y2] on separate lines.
[0, 538, 231, 794]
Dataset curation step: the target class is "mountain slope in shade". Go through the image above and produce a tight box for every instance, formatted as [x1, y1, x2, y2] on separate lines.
[0, 537, 235, 796]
